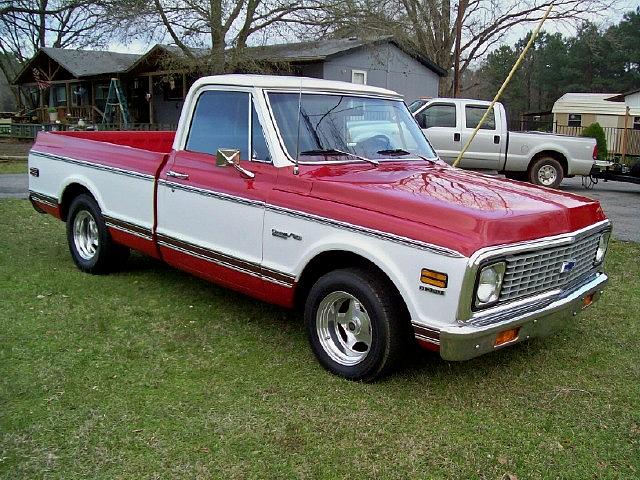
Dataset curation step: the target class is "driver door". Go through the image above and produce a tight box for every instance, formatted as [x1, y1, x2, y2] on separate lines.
[156, 88, 275, 295]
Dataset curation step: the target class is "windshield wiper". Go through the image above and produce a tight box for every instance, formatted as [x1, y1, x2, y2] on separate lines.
[376, 148, 411, 156]
[299, 148, 379, 165]
[377, 149, 434, 163]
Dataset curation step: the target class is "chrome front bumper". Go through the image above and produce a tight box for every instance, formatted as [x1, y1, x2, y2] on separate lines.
[439, 272, 608, 361]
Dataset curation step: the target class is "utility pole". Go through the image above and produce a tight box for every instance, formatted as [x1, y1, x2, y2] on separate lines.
[453, 0, 467, 97]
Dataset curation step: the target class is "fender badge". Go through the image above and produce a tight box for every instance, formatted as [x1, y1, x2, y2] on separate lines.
[271, 229, 302, 241]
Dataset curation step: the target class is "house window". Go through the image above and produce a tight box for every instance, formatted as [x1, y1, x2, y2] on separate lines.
[351, 70, 367, 85]
[633, 116, 640, 131]
[71, 83, 89, 107]
[568, 113, 582, 127]
[162, 75, 184, 101]
[52, 85, 67, 107]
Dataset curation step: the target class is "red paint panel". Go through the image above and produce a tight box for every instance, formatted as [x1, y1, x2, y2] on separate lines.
[33, 131, 172, 177]
[31, 199, 62, 219]
[108, 228, 160, 259]
[159, 245, 294, 307]
[416, 338, 440, 352]
[272, 162, 607, 257]
[54, 131, 175, 153]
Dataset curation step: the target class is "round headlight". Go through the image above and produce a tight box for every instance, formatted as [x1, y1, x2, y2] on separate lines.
[595, 232, 610, 264]
[476, 262, 506, 307]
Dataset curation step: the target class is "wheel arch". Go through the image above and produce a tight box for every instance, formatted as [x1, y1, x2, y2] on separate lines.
[528, 149, 568, 176]
[294, 249, 411, 323]
[58, 178, 104, 221]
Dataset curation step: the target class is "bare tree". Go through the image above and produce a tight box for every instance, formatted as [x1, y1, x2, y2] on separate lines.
[118, 0, 314, 74]
[0, 0, 112, 105]
[299, 0, 616, 95]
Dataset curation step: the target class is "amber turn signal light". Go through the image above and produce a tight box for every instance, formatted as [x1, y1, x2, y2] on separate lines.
[494, 328, 520, 347]
[582, 293, 594, 308]
[420, 269, 448, 289]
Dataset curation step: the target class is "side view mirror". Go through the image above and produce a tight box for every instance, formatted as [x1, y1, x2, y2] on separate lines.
[416, 114, 427, 129]
[216, 148, 255, 179]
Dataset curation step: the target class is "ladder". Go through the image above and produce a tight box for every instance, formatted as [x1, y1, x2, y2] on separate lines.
[101, 78, 130, 127]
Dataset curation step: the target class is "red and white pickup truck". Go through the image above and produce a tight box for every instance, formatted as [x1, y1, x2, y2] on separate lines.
[28, 75, 611, 381]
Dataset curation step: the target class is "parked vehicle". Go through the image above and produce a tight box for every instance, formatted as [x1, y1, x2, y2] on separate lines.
[410, 98, 598, 188]
[28, 75, 611, 381]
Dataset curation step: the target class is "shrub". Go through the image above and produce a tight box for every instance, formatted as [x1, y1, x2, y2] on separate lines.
[581, 122, 608, 160]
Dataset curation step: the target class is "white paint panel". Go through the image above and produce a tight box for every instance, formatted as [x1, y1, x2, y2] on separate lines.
[156, 184, 264, 267]
[28, 152, 155, 230]
[262, 208, 469, 329]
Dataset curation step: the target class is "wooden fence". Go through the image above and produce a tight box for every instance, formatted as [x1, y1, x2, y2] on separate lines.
[511, 119, 640, 160]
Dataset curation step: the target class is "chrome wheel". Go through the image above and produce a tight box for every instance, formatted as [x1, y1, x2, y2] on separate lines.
[73, 210, 99, 260]
[537, 164, 558, 186]
[316, 291, 372, 366]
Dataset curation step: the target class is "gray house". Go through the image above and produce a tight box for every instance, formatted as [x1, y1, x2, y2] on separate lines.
[248, 37, 446, 102]
[13, 37, 445, 125]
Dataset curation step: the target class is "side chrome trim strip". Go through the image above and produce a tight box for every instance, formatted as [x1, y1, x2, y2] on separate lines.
[158, 179, 264, 207]
[412, 323, 441, 345]
[104, 215, 153, 240]
[29, 190, 58, 208]
[156, 233, 296, 288]
[30, 150, 155, 181]
[159, 178, 462, 257]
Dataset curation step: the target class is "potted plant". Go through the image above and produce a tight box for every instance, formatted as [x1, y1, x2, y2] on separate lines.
[47, 107, 58, 122]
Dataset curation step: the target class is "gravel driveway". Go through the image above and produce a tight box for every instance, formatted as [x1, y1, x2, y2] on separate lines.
[2, 172, 638, 242]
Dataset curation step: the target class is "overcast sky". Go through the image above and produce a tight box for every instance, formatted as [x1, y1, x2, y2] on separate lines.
[109, 1, 640, 56]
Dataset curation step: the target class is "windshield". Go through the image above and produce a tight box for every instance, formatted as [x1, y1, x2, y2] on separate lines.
[267, 92, 438, 162]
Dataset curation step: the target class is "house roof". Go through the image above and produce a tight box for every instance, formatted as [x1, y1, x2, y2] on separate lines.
[245, 37, 447, 76]
[552, 93, 627, 115]
[14, 36, 446, 85]
[13, 47, 142, 83]
[189, 74, 402, 98]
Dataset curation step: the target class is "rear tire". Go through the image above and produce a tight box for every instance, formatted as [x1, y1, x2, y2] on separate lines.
[528, 156, 564, 188]
[304, 268, 407, 381]
[66, 194, 129, 274]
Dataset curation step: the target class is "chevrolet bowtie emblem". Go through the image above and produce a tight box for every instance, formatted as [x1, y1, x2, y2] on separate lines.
[559, 261, 576, 274]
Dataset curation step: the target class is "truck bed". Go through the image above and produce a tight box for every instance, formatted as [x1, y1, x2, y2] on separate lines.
[54, 131, 176, 153]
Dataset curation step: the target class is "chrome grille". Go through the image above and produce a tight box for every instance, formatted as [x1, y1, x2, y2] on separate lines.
[499, 233, 601, 302]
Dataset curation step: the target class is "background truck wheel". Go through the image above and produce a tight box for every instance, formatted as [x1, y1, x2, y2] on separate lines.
[528, 157, 564, 188]
[66, 194, 129, 274]
[304, 268, 406, 381]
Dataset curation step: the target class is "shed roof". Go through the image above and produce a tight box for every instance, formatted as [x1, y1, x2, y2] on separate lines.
[551, 93, 626, 115]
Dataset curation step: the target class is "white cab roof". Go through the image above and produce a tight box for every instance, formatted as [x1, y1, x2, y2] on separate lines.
[192, 74, 403, 99]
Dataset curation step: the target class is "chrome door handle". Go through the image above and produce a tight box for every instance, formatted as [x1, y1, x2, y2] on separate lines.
[167, 170, 189, 180]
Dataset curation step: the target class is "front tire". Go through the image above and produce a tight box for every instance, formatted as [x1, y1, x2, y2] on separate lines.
[528, 156, 564, 188]
[66, 194, 129, 274]
[304, 268, 407, 381]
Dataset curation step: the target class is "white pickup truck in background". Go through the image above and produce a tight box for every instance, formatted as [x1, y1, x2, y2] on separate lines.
[410, 98, 597, 188]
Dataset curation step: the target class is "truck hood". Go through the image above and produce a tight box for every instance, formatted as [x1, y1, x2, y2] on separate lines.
[301, 161, 606, 256]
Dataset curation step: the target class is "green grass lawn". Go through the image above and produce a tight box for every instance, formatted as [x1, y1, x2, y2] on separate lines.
[1, 199, 639, 479]
[0, 161, 27, 174]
